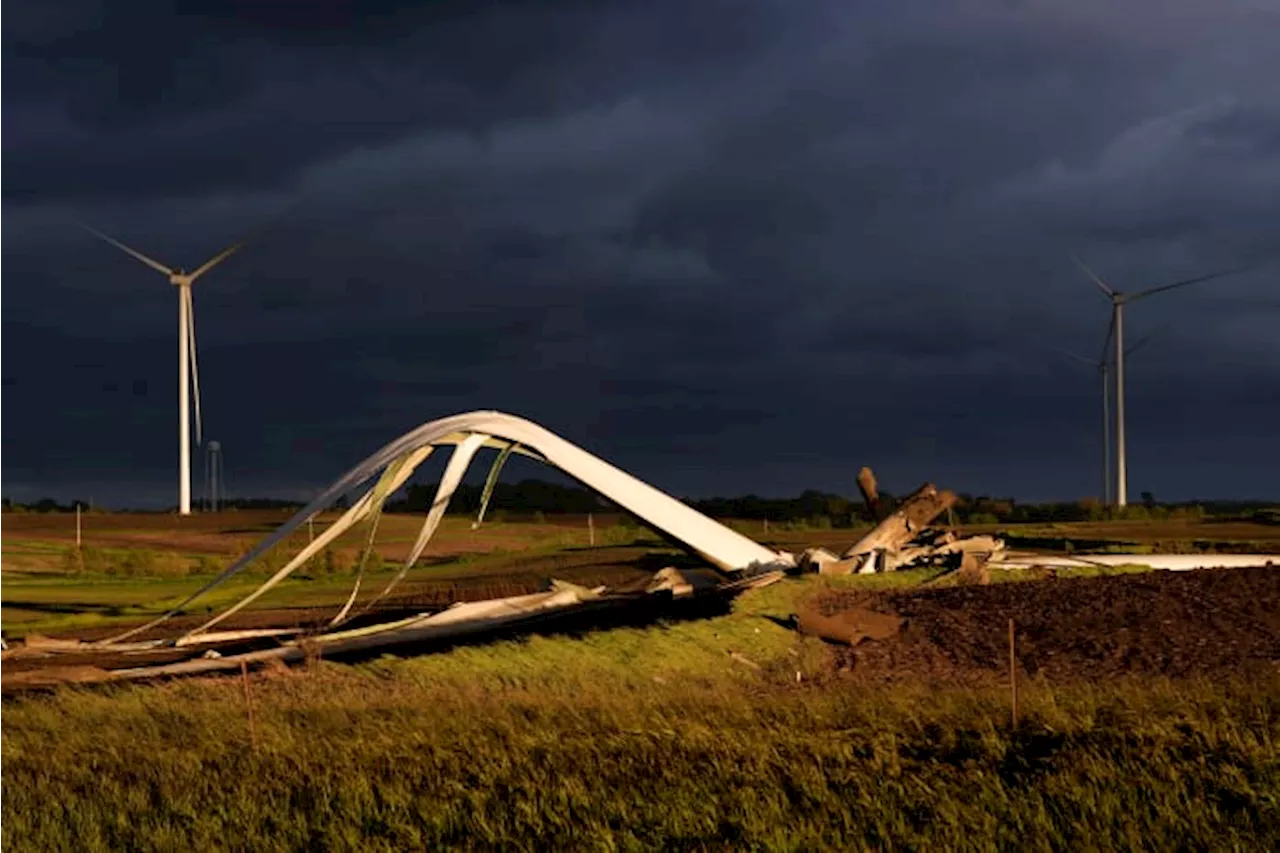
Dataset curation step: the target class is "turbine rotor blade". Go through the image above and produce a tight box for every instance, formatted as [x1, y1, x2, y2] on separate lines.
[188, 242, 244, 282]
[1071, 253, 1115, 297]
[1125, 322, 1167, 358]
[78, 222, 174, 276]
[1053, 347, 1094, 367]
[185, 287, 203, 447]
[1130, 265, 1251, 302]
[188, 205, 296, 283]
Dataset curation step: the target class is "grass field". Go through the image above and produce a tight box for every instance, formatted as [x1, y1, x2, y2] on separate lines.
[3, 512, 1279, 849]
[4, 511, 1278, 639]
[3, 572, 1278, 850]
[1, 512, 661, 637]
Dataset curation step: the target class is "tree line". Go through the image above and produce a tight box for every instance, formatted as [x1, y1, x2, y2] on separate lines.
[3, 484, 1275, 525]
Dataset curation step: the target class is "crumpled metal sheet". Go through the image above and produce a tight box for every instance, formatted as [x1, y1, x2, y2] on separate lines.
[101, 411, 795, 647]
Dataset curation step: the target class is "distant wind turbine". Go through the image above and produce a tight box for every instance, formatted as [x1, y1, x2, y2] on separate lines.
[1057, 327, 1162, 507]
[80, 224, 249, 516]
[1070, 255, 1250, 508]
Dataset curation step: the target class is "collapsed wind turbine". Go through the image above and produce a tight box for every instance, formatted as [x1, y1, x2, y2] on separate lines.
[1071, 255, 1249, 508]
[80, 225, 248, 515]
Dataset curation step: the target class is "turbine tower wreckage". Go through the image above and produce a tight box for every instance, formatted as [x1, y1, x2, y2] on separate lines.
[8, 411, 1274, 688]
[6, 412, 796, 686]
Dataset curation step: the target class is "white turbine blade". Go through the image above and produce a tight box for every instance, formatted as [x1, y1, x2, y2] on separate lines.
[78, 223, 174, 276]
[189, 205, 296, 283]
[1053, 347, 1093, 367]
[188, 241, 245, 282]
[185, 287, 203, 447]
[1125, 323, 1166, 358]
[473, 442, 516, 528]
[1071, 253, 1115, 297]
[1130, 265, 1251, 302]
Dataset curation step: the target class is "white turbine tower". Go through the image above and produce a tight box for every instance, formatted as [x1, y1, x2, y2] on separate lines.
[81, 225, 247, 515]
[1057, 328, 1161, 507]
[1071, 255, 1249, 508]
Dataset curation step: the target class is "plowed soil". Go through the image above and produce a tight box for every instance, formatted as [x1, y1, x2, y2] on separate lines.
[820, 566, 1280, 685]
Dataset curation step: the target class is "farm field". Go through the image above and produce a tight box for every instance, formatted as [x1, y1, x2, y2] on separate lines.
[4, 510, 1279, 638]
[3, 512, 1279, 849]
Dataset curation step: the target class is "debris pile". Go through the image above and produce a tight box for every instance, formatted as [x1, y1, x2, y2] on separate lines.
[1, 567, 783, 691]
[799, 470, 1006, 579]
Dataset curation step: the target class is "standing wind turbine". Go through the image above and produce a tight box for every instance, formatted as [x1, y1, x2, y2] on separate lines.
[1070, 255, 1249, 508]
[80, 225, 247, 516]
[1057, 326, 1161, 507]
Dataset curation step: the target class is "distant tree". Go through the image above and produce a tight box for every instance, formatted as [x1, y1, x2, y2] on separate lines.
[1141, 491, 1156, 509]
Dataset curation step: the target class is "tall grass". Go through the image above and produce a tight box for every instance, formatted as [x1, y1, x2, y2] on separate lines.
[4, 577, 1279, 851]
[4, 669, 1277, 851]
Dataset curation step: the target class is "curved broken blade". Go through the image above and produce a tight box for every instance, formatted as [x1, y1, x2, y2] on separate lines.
[473, 442, 516, 529]
[78, 222, 174, 276]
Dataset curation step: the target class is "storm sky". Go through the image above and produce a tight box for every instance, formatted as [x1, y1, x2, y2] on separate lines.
[4, 0, 1278, 507]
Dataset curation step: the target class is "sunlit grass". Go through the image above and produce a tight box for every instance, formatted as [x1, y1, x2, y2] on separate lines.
[4, 567, 1279, 849]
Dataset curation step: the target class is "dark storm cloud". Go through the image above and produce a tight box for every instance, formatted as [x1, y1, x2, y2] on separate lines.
[4, 0, 1278, 505]
[3, 0, 799, 203]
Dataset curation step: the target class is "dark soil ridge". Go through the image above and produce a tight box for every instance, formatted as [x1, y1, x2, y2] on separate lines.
[820, 566, 1280, 685]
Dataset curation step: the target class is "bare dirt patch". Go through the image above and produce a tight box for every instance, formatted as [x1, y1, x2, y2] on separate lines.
[820, 566, 1280, 685]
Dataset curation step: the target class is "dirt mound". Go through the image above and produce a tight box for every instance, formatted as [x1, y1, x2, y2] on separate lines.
[794, 605, 904, 645]
[821, 566, 1280, 684]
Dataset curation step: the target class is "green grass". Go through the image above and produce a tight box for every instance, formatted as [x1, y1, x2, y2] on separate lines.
[0, 527, 670, 637]
[0, 547, 1161, 638]
[5, 546, 1278, 848]
[0, 523, 650, 585]
[4, 594, 1278, 850]
[0, 571, 409, 636]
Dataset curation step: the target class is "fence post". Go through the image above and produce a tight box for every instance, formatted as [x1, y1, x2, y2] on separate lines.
[1008, 617, 1019, 729]
[241, 660, 257, 749]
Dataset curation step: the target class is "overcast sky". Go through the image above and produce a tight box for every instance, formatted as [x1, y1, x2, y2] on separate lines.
[4, 0, 1278, 507]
